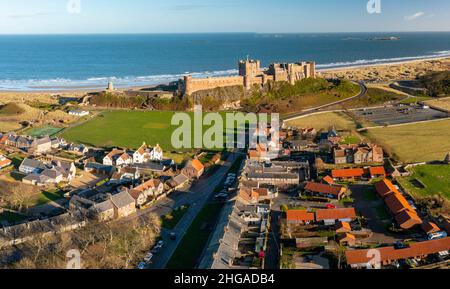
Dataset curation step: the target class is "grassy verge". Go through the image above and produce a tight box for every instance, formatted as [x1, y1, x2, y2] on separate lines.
[162, 205, 190, 230]
[0, 211, 27, 223]
[166, 202, 224, 269]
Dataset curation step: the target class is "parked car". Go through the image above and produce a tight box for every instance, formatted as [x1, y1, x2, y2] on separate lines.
[152, 241, 164, 253]
[215, 193, 228, 200]
[326, 204, 337, 209]
[428, 231, 447, 240]
[144, 253, 153, 263]
[170, 232, 177, 241]
[137, 262, 147, 269]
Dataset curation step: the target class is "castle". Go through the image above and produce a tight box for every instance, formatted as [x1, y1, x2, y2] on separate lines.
[180, 59, 316, 96]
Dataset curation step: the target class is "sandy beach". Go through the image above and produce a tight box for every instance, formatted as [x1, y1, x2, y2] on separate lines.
[0, 57, 449, 102]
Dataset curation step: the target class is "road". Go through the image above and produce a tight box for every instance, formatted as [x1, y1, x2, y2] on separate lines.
[282, 81, 368, 121]
[146, 151, 243, 269]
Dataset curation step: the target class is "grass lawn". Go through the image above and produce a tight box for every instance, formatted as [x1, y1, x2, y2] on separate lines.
[363, 118, 450, 163]
[24, 189, 66, 207]
[362, 186, 379, 202]
[166, 202, 224, 269]
[285, 111, 357, 131]
[375, 203, 391, 221]
[24, 125, 63, 137]
[399, 96, 434, 104]
[60, 110, 250, 151]
[161, 205, 190, 230]
[397, 165, 450, 200]
[335, 87, 405, 109]
[341, 135, 361, 145]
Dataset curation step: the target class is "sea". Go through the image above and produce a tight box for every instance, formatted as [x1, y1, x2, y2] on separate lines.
[0, 32, 449, 91]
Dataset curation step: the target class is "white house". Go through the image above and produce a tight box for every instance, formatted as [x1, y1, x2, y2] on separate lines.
[150, 144, 164, 161]
[133, 142, 150, 164]
[69, 110, 90, 117]
[116, 152, 133, 167]
[103, 149, 124, 166]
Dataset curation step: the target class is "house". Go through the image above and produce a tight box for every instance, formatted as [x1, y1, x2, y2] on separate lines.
[300, 128, 317, 140]
[315, 208, 357, 226]
[338, 233, 356, 246]
[322, 175, 334, 185]
[91, 199, 115, 221]
[129, 179, 164, 207]
[16, 136, 33, 150]
[368, 166, 386, 179]
[421, 221, 441, 234]
[68, 143, 89, 155]
[103, 149, 124, 166]
[110, 190, 137, 219]
[84, 162, 115, 176]
[22, 169, 63, 186]
[374, 179, 398, 198]
[286, 210, 315, 225]
[133, 142, 150, 164]
[332, 168, 365, 181]
[69, 110, 89, 117]
[31, 136, 52, 154]
[333, 144, 384, 165]
[51, 160, 77, 181]
[116, 152, 133, 167]
[239, 187, 278, 204]
[304, 182, 347, 200]
[150, 144, 164, 161]
[133, 162, 167, 175]
[384, 192, 414, 215]
[0, 155, 12, 169]
[345, 237, 450, 268]
[19, 158, 47, 174]
[168, 173, 189, 189]
[336, 221, 352, 233]
[182, 159, 205, 179]
[110, 167, 140, 184]
[395, 210, 423, 230]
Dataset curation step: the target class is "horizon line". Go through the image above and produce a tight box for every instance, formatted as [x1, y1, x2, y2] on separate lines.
[1, 30, 450, 36]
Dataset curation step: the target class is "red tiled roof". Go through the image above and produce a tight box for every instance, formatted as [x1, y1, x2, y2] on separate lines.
[336, 221, 352, 233]
[322, 175, 334, 185]
[338, 233, 356, 242]
[0, 156, 12, 168]
[375, 179, 398, 198]
[305, 182, 345, 196]
[369, 166, 386, 176]
[287, 210, 315, 222]
[346, 237, 450, 265]
[332, 168, 365, 179]
[395, 210, 422, 230]
[385, 193, 414, 215]
[315, 208, 357, 221]
[421, 222, 441, 234]
[190, 159, 205, 172]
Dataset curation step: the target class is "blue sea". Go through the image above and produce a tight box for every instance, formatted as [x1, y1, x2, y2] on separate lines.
[0, 32, 449, 91]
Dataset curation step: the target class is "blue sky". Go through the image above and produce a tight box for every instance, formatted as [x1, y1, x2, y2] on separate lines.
[0, 0, 449, 34]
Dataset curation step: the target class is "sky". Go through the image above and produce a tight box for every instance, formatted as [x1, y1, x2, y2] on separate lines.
[0, 0, 449, 34]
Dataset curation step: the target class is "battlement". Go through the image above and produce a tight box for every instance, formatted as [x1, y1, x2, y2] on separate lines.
[181, 59, 316, 96]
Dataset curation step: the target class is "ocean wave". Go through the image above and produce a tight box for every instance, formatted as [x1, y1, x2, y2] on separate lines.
[0, 51, 449, 91]
[316, 50, 450, 69]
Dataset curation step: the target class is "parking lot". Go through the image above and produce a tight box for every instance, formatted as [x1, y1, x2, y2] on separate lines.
[354, 105, 449, 126]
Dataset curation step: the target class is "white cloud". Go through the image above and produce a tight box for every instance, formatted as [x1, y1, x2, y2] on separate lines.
[404, 12, 425, 21]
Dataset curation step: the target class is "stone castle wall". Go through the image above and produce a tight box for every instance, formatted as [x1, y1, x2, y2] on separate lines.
[182, 59, 316, 96]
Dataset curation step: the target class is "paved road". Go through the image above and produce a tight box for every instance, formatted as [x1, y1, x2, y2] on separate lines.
[146, 151, 242, 269]
[282, 81, 368, 121]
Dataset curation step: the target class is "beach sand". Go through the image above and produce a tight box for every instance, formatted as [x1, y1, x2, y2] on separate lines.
[0, 57, 449, 103]
[320, 57, 450, 83]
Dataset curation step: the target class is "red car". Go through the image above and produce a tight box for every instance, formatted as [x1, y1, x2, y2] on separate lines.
[326, 204, 337, 209]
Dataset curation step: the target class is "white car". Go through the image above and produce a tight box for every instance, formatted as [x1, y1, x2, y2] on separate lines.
[144, 253, 154, 263]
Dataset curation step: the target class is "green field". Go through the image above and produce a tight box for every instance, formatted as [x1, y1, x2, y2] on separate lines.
[286, 111, 357, 131]
[363, 119, 450, 163]
[61, 110, 259, 151]
[25, 126, 63, 137]
[397, 165, 450, 200]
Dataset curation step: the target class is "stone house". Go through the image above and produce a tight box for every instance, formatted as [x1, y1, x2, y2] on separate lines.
[19, 158, 47, 174]
[182, 159, 205, 179]
[31, 136, 52, 154]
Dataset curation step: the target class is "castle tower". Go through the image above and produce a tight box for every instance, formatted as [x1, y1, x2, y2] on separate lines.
[106, 82, 114, 92]
[239, 59, 261, 78]
[183, 75, 193, 96]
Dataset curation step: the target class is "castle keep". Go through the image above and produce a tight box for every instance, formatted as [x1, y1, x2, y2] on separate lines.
[181, 59, 316, 96]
